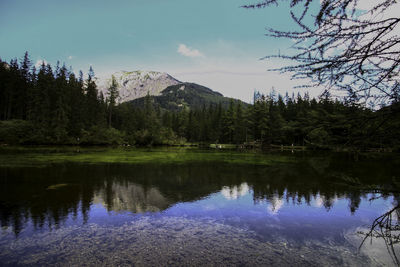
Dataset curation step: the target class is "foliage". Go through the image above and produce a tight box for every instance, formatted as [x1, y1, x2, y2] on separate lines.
[107, 75, 119, 127]
[307, 127, 330, 146]
[0, 120, 35, 144]
[80, 126, 124, 145]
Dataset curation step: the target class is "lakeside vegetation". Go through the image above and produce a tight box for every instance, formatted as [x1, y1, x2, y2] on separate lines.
[1, 52, 399, 151]
[0, 146, 294, 168]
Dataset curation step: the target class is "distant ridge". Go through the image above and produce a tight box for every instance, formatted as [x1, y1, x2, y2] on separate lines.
[129, 82, 248, 111]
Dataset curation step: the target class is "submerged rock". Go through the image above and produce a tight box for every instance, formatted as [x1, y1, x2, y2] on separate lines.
[0, 216, 373, 266]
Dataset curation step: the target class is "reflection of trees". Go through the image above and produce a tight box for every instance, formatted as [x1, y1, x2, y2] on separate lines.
[251, 170, 367, 214]
[0, 162, 248, 235]
[0, 165, 107, 234]
[0, 154, 398, 236]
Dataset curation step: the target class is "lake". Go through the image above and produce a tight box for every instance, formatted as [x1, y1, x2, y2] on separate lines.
[0, 147, 399, 266]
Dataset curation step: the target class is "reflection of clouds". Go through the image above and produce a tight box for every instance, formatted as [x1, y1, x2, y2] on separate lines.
[312, 194, 338, 209]
[314, 195, 324, 208]
[267, 196, 284, 215]
[388, 200, 400, 224]
[221, 183, 249, 200]
[347, 226, 400, 267]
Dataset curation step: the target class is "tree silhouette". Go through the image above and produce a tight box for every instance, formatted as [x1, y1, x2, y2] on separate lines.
[244, 0, 400, 106]
[107, 75, 119, 128]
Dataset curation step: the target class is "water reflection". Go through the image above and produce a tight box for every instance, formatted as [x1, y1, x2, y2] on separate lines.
[93, 181, 171, 213]
[359, 200, 400, 265]
[0, 153, 399, 265]
[0, 155, 398, 236]
[221, 183, 249, 200]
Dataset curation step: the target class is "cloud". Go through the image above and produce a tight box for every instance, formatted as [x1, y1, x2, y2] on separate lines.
[35, 59, 48, 68]
[354, 0, 382, 11]
[68, 55, 73, 60]
[157, 40, 325, 103]
[318, 0, 381, 11]
[172, 70, 266, 76]
[171, 64, 323, 103]
[267, 196, 284, 215]
[221, 183, 249, 200]
[177, 44, 204, 58]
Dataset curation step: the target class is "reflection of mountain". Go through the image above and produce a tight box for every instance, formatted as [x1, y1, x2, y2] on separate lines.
[0, 153, 399, 235]
[93, 181, 171, 213]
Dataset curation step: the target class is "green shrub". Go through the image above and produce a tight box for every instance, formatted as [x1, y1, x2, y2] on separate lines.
[307, 127, 331, 146]
[0, 120, 35, 144]
[81, 126, 124, 145]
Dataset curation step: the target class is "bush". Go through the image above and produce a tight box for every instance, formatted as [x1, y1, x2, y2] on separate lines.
[0, 120, 35, 144]
[132, 129, 157, 146]
[80, 126, 124, 145]
[132, 127, 184, 146]
[307, 127, 331, 146]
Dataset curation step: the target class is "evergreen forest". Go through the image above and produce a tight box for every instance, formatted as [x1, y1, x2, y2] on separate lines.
[1, 52, 399, 151]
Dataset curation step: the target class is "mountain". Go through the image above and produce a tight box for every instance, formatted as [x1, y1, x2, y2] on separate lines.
[0, 61, 9, 70]
[129, 82, 247, 111]
[99, 70, 248, 110]
[98, 70, 180, 103]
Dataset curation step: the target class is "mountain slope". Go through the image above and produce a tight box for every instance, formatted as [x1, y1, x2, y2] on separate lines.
[99, 71, 180, 103]
[129, 82, 247, 111]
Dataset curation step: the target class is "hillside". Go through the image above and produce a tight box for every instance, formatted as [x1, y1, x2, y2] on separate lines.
[129, 82, 248, 111]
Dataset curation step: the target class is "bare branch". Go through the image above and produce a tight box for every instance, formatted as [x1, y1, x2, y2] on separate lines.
[247, 0, 400, 106]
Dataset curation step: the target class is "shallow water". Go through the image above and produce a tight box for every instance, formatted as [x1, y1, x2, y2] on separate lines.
[0, 148, 399, 266]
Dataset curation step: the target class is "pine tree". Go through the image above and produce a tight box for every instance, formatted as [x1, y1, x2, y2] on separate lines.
[233, 102, 246, 144]
[107, 75, 119, 128]
[52, 64, 69, 142]
[84, 66, 102, 127]
[221, 100, 235, 143]
[66, 71, 85, 138]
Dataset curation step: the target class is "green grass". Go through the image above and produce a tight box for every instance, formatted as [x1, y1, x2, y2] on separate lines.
[0, 146, 293, 167]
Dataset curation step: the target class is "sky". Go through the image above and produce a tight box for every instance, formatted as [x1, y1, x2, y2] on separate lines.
[0, 0, 321, 103]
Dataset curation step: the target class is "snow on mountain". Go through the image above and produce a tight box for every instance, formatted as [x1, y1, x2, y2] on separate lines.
[98, 71, 181, 103]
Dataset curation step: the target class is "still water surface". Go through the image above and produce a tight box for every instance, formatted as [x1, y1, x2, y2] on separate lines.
[0, 148, 399, 266]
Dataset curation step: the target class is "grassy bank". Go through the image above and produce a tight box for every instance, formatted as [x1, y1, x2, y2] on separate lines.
[0, 146, 294, 168]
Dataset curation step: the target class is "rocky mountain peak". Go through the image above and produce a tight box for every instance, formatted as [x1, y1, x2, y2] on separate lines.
[99, 70, 180, 103]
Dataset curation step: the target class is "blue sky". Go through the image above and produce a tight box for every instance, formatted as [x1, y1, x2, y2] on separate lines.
[0, 0, 320, 102]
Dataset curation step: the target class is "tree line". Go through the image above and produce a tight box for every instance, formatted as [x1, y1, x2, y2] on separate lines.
[1, 52, 399, 150]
